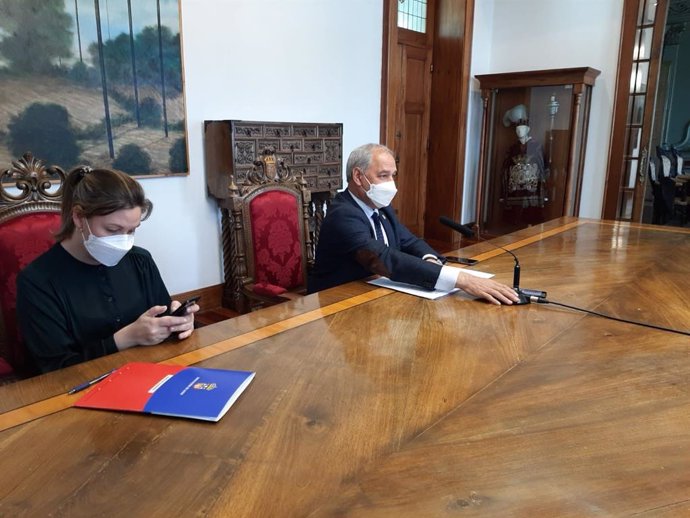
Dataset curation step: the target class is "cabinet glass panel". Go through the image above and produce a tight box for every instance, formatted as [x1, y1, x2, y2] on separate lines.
[626, 159, 639, 188]
[476, 68, 599, 236]
[631, 61, 649, 93]
[629, 95, 645, 125]
[620, 190, 634, 219]
[627, 127, 642, 157]
[634, 28, 654, 60]
[481, 85, 573, 234]
[638, 0, 656, 24]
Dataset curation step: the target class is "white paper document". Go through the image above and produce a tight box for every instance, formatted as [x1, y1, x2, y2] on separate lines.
[367, 269, 494, 300]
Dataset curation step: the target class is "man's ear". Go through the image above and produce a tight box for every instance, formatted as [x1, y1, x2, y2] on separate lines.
[352, 167, 364, 187]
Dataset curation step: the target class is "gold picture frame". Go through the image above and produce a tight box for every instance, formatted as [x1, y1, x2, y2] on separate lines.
[0, 0, 188, 179]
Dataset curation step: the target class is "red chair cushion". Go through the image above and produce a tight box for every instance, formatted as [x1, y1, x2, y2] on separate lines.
[0, 211, 60, 370]
[252, 282, 287, 297]
[0, 357, 13, 377]
[249, 190, 304, 290]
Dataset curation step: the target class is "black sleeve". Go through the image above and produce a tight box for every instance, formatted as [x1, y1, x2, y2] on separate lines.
[135, 249, 171, 309]
[329, 208, 441, 289]
[17, 271, 118, 374]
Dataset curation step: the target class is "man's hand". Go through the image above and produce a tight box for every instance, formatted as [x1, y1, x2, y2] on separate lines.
[455, 272, 520, 306]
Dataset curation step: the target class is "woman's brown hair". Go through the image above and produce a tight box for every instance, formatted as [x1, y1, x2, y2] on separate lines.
[54, 167, 153, 241]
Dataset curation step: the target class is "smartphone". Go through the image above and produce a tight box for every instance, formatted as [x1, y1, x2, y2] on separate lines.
[160, 296, 201, 317]
[444, 256, 479, 266]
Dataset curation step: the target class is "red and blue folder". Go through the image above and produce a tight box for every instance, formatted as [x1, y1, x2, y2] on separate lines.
[74, 362, 255, 422]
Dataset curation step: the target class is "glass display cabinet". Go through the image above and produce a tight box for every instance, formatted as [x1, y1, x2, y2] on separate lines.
[474, 67, 600, 236]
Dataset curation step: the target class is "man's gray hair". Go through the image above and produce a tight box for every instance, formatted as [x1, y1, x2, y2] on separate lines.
[345, 143, 394, 182]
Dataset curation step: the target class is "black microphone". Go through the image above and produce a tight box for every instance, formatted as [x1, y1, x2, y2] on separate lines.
[439, 216, 521, 288]
[439, 216, 546, 304]
[438, 216, 474, 238]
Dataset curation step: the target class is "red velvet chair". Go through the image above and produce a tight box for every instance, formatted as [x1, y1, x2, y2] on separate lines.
[0, 153, 66, 378]
[219, 148, 313, 313]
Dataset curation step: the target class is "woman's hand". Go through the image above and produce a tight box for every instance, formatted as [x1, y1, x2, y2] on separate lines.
[165, 300, 199, 339]
[114, 302, 199, 350]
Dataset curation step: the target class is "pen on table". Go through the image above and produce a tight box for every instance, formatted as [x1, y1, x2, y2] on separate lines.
[67, 369, 116, 395]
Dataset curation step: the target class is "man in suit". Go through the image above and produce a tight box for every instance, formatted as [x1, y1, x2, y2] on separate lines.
[308, 143, 519, 305]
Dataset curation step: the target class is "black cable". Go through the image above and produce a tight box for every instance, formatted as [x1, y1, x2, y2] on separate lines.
[531, 297, 690, 337]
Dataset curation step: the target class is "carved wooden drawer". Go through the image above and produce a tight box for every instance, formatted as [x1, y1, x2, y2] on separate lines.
[204, 120, 343, 200]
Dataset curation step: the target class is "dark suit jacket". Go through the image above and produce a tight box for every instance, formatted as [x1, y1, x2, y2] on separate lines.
[308, 190, 442, 293]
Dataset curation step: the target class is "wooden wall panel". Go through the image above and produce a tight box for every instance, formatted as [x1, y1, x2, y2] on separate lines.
[424, 0, 473, 250]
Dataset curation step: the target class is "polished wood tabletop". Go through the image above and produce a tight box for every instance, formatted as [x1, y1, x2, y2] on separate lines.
[2, 217, 690, 517]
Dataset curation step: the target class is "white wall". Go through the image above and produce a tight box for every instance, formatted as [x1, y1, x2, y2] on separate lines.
[465, 0, 624, 221]
[111, 0, 626, 294]
[463, 0, 494, 224]
[134, 0, 383, 295]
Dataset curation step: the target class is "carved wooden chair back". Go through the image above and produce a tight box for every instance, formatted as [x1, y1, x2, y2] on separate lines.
[0, 153, 67, 377]
[220, 148, 313, 313]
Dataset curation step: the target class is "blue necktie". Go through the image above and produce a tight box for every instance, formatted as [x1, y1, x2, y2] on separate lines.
[371, 212, 385, 242]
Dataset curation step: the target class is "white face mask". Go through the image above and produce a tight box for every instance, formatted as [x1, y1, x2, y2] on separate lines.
[362, 174, 397, 209]
[82, 220, 134, 266]
[516, 125, 531, 144]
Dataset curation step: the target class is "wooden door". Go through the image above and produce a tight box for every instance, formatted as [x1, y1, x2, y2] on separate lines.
[381, 0, 435, 236]
[603, 0, 668, 221]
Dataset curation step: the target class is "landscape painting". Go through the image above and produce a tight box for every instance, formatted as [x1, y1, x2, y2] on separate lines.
[0, 0, 188, 178]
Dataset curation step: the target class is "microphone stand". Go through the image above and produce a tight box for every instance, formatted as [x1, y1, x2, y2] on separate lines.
[439, 217, 546, 305]
[472, 223, 548, 305]
[440, 219, 690, 336]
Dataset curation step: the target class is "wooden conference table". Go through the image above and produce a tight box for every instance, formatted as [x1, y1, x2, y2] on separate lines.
[1, 217, 690, 516]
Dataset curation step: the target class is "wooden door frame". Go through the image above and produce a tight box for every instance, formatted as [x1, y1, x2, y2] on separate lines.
[382, 0, 432, 154]
[380, 0, 435, 237]
[381, 0, 475, 251]
[424, 0, 475, 249]
[632, 0, 668, 221]
[602, 0, 669, 221]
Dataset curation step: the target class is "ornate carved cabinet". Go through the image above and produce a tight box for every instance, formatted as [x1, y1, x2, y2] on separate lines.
[204, 120, 343, 197]
[475, 67, 600, 235]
